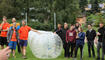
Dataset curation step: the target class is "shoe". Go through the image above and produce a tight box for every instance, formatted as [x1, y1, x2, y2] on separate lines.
[80, 58, 83, 60]
[93, 56, 95, 58]
[102, 58, 104, 60]
[89, 56, 91, 58]
[13, 56, 16, 58]
[97, 58, 100, 60]
[22, 55, 27, 59]
[73, 58, 77, 60]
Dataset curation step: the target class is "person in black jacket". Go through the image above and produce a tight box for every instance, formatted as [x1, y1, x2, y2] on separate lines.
[86, 24, 96, 58]
[54, 23, 63, 40]
[62, 23, 68, 58]
[97, 22, 105, 60]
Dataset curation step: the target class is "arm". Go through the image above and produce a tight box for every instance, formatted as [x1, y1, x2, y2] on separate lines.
[66, 31, 68, 43]
[79, 33, 85, 40]
[97, 29, 100, 36]
[16, 26, 20, 30]
[93, 30, 96, 38]
[74, 31, 77, 43]
[1, 27, 9, 32]
[31, 28, 40, 33]
[86, 31, 88, 37]
[7, 29, 11, 42]
[0, 22, 4, 30]
[54, 29, 60, 34]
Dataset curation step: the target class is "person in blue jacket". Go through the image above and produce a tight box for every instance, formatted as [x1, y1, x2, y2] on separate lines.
[74, 27, 85, 60]
[9, 18, 21, 53]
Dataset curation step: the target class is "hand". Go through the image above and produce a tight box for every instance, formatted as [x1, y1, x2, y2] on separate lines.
[1, 21, 4, 25]
[94, 40, 98, 44]
[76, 36, 79, 38]
[0, 47, 11, 60]
[1, 21, 4, 27]
[37, 32, 41, 34]
[54, 32, 56, 34]
[66, 41, 68, 43]
[97, 32, 101, 35]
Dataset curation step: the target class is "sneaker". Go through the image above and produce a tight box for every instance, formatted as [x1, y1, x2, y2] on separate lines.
[97, 58, 100, 60]
[73, 58, 77, 60]
[89, 56, 91, 58]
[13, 56, 16, 58]
[102, 58, 104, 60]
[80, 58, 83, 60]
[22, 55, 27, 59]
[93, 56, 95, 58]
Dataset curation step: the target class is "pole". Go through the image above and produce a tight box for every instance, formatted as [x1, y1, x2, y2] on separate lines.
[54, 12, 56, 30]
[25, 12, 28, 25]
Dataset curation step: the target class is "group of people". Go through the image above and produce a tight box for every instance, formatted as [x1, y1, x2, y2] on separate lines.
[0, 16, 105, 60]
[0, 16, 40, 59]
[54, 22, 105, 60]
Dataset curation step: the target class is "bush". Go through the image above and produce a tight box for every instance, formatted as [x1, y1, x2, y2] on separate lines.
[87, 13, 105, 27]
[28, 21, 54, 31]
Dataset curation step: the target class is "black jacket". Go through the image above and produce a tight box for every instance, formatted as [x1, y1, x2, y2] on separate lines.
[55, 28, 63, 40]
[62, 28, 68, 43]
[86, 29, 96, 42]
[98, 27, 105, 42]
[102, 27, 105, 54]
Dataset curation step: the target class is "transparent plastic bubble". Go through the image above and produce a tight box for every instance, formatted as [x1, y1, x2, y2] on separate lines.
[28, 31, 63, 59]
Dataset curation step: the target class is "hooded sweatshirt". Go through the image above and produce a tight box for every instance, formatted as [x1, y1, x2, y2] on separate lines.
[66, 29, 76, 43]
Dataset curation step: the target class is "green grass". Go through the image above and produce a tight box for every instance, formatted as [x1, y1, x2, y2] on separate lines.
[8, 43, 105, 60]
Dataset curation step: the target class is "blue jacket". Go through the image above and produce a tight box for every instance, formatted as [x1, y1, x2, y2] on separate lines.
[7, 27, 19, 42]
[76, 32, 85, 46]
[7, 25, 20, 42]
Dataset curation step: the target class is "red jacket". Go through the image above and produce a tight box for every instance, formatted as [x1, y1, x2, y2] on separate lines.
[66, 29, 77, 43]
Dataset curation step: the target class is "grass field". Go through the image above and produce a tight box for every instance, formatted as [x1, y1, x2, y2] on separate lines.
[8, 43, 105, 60]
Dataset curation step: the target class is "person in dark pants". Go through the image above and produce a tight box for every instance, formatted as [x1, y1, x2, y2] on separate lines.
[86, 24, 96, 58]
[66, 24, 76, 58]
[97, 22, 105, 60]
[74, 27, 85, 60]
[0, 16, 10, 49]
[62, 23, 68, 58]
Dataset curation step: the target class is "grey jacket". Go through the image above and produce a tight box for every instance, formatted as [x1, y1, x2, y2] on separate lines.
[7, 27, 19, 42]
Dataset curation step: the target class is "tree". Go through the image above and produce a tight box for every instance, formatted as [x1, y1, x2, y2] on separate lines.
[0, 0, 81, 24]
[90, 0, 100, 14]
[54, 0, 80, 24]
[79, 0, 88, 13]
[0, 0, 13, 18]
